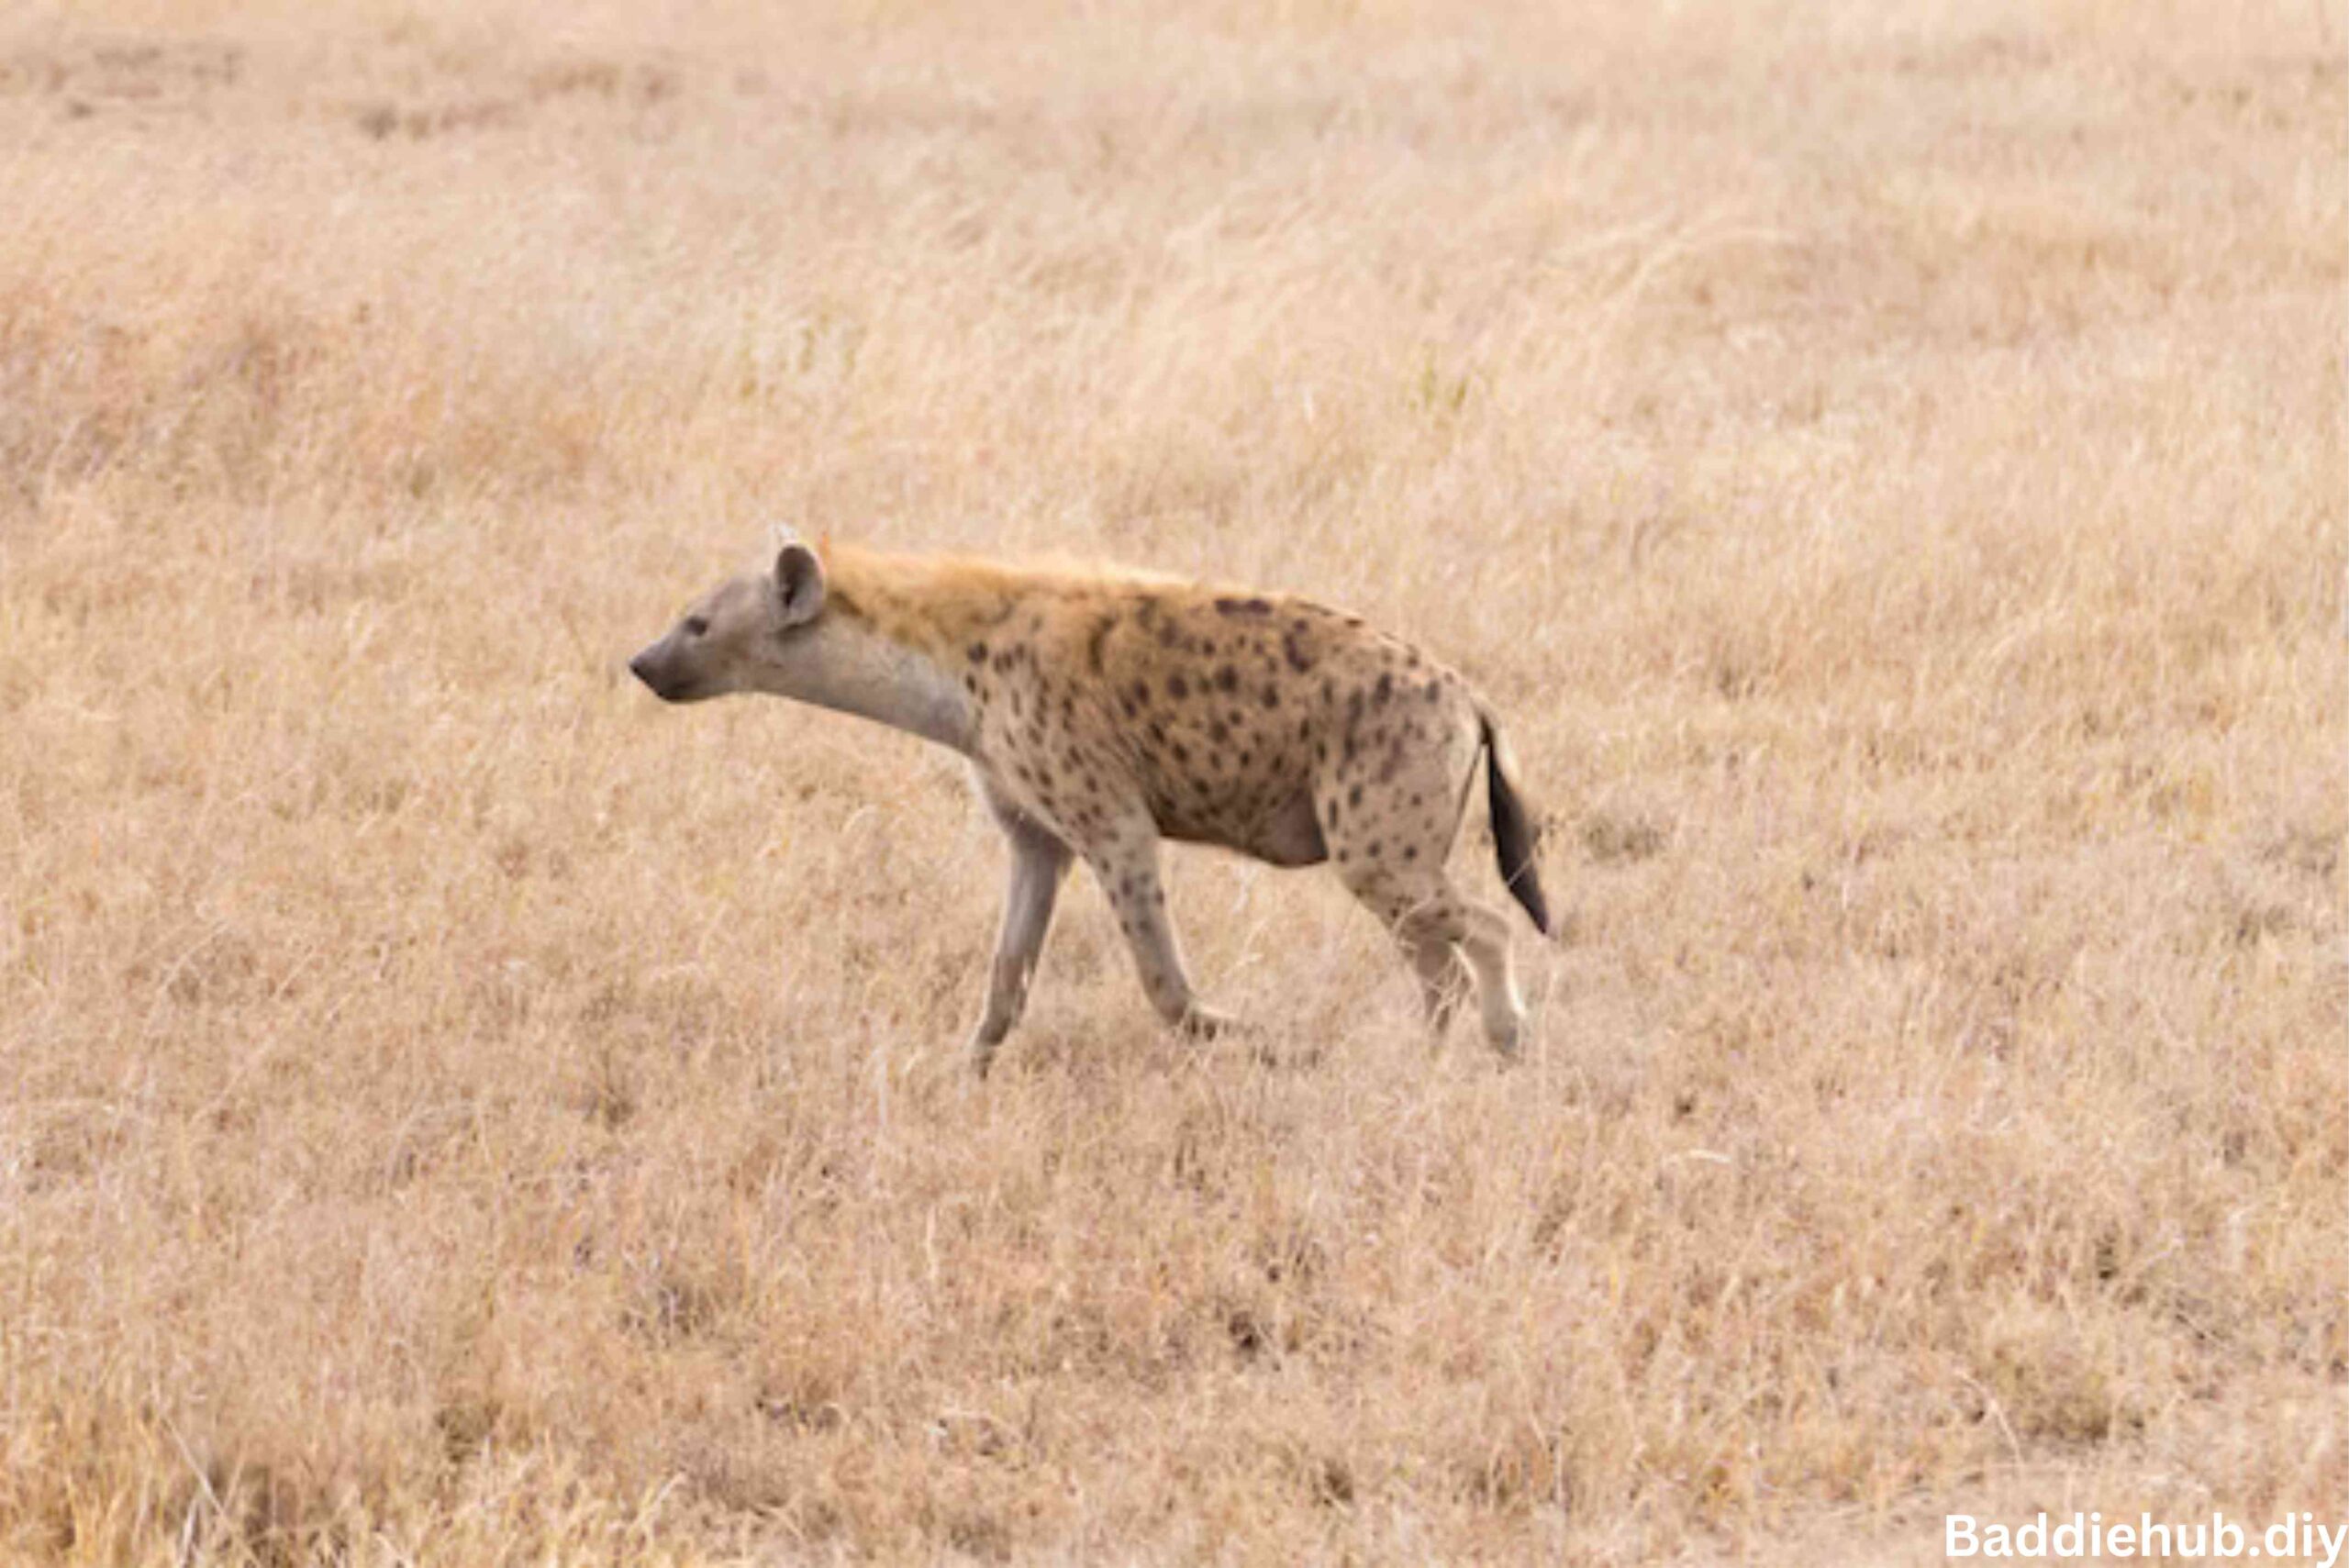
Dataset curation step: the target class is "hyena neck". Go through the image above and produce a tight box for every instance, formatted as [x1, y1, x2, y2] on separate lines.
[816, 547, 1040, 729]
[763, 614, 975, 752]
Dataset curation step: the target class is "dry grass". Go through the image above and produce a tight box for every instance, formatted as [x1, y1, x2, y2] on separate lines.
[1, 1, 2342, 1562]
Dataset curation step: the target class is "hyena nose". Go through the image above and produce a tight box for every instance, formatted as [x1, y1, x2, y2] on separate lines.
[629, 650, 662, 692]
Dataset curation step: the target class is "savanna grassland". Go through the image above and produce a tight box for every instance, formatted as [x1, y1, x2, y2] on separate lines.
[0, 1, 2342, 1562]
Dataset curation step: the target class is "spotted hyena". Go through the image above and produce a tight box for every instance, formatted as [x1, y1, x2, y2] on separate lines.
[629, 532, 1552, 1074]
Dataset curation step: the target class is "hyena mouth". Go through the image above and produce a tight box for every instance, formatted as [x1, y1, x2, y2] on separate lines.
[629, 652, 700, 703]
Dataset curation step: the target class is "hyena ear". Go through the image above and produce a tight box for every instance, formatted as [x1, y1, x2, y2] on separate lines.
[774, 540, 827, 626]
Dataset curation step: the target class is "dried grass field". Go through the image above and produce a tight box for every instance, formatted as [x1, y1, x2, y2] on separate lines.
[1, 1, 2343, 1562]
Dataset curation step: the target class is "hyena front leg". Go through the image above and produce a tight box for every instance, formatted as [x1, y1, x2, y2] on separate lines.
[970, 806, 1073, 1076]
[1085, 820, 1235, 1038]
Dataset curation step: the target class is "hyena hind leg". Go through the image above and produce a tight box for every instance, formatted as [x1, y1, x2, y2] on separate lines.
[1444, 895, 1526, 1055]
[1403, 928, 1471, 1040]
[1351, 878, 1525, 1056]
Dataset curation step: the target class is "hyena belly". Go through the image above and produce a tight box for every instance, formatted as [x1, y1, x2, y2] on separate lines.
[1089, 593, 1366, 868]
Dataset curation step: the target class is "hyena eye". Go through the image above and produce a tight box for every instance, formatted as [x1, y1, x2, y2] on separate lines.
[683, 616, 710, 638]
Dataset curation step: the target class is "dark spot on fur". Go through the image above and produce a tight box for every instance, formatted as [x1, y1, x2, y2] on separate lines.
[1216, 665, 1239, 694]
[1216, 596, 1273, 617]
[1425, 684, 1441, 703]
[1262, 684, 1280, 710]
[1367, 840, 1382, 858]
[1284, 631, 1314, 673]
[1130, 680, 1151, 706]
[1209, 719, 1230, 744]
[1167, 674, 1189, 699]
[1403, 845, 1418, 861]
[1348, 783, 1364, 808]
[1087, 619, 1110, 673]
[1172, 742, 1189, 764]
[967, 641, 987, 664]
[1374, 673, 1393, 706]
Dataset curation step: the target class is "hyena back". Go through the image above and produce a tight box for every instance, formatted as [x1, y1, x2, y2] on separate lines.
[629, 534, 1551, 1073]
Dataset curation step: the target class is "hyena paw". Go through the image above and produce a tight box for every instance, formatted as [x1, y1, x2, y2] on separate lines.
[966, 1031, 1007, 1078]
[1486, 1014, 1525, 1059]
[1177, 1004, 1242, 1040]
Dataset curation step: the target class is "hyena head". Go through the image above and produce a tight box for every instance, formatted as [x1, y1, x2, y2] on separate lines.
[629, 539, 828, 704]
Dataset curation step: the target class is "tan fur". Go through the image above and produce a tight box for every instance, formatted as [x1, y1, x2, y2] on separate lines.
[631, 535, 1549, 1073]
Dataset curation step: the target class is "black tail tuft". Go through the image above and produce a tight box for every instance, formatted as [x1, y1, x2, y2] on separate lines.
[1482, 716, 1552, 936]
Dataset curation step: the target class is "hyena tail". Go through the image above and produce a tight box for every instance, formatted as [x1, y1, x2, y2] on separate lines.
[1478, 706, 1553, 937]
